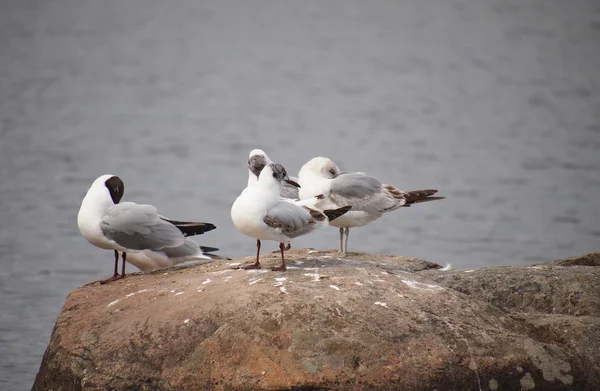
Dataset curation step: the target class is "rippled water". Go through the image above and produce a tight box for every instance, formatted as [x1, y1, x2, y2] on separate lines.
[1, 0, 599, 389]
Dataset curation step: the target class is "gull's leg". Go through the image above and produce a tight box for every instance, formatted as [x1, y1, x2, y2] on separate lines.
[272, 242, 291, 253]
[338, 227, 344, 253]
[271, 242, 287, 271]
[100, 250, 121, 284]
[342, 227, 350, 256]
[244, 240, 262, 269]
[119, 252, 127, 279]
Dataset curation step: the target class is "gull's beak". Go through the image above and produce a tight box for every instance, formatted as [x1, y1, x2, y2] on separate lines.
[285, 179, 301, 188]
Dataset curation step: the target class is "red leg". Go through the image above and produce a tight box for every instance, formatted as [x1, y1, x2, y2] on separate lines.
[119, 252, 127, 279]
[272, 242, 291, 253]
[271, 243, 287, 271]
[244, 240, 262, 269]
[100, 250, 121, 284]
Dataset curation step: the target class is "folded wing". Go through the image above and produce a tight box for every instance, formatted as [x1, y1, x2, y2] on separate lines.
[264, 202, 317, 238]
[101, 202, 185, 251]
[330, 173, 404, 213]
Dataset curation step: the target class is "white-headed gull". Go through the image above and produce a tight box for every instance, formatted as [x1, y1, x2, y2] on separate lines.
[77, 175, 221, 283]
[231, 163, 351, 271]
[298, 157, 444, 255]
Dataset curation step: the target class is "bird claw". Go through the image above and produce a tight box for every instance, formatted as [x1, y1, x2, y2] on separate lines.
[243, 263, 262, 270]
[100, 274, 124, 284]
[271, 265, 287, 272]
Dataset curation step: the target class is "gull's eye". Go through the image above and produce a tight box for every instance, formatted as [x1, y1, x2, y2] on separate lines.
[329, 169, 335, 175]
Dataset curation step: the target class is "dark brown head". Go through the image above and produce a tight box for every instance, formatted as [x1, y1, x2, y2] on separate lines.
[248, 154, 268, 178]
[104, 176, 124, 204]
[269, 163, 300, 188]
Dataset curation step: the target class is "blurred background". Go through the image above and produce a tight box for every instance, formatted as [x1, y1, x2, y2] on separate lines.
[1, 0, 599, 389]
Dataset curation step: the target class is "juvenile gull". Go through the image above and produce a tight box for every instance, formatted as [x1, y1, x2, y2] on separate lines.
[247, 149, 299, 200]
[246, 149, 321, 251]
[77, 175, 221, 283]
[231, 163, 351, 271]
[298, 157, 444, 255]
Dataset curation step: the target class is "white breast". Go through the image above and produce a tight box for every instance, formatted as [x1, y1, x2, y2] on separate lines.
[77, 195, 116, 250]
[231, 187, 282, 241]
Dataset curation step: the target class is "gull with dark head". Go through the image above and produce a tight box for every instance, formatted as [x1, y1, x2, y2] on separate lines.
[298, 157, 444, 256]
[247, 149, 300, 199]
[246, 149, 322, 253]
[231, 163, 351, 271]
[77, 175, 221, 283]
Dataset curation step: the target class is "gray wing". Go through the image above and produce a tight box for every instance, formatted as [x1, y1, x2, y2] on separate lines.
[161, 238, 204, 258]
[101, 202, 185, 250]
[329, 173, 402, 212]
[279, 184, 299, 200]
[264, 201, 315, 238]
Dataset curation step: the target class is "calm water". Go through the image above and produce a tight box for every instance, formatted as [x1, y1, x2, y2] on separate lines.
[1, 0, 599, 389]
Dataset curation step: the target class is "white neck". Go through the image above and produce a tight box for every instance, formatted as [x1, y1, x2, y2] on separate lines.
[247, 169, 258, 187]
[77, 186, 114, 236]
[258, 177, 281, 193]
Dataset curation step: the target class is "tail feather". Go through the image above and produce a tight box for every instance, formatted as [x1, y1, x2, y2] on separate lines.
[201, 252, 229, 260]
[403, 189, 445, 206]
[323, 205, 352, 221]
[200, 245, 231, 260]
[162, 218, 217, 237]
[200, 246, 219, 253]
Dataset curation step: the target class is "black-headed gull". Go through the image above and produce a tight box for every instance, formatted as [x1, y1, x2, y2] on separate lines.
[231, 163, 351, 271]
[246, 149, 322, 253]
[77, 175, 221, 283]
[298, 157, 444, 255]
[247, 149, 300, 200]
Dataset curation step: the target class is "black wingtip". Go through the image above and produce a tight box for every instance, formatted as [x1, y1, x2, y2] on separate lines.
[324, 205, 352, 221]
[200, 246, 219, 253]
[162, 218, 217, 237]
[179, 223, 217, 237]
[403, 190, 445, 205]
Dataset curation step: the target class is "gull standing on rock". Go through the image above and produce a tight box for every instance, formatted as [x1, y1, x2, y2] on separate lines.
[231, 163, 351, 271]
[77, 175, 221, 283]
[298, 157, 445, 256]
[246, 149, 323, 253]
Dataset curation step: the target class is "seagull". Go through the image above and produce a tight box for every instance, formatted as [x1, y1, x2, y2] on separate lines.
[298, 157, 445, 255]
[231, 163, 351, 271]
[77, 175, 221, 283]
[246, 149, 321, 252]
[247, 149, 299, 200]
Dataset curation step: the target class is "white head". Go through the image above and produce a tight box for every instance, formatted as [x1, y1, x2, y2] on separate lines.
[299, 157, 341, 179]
[258, 163, 300, 190]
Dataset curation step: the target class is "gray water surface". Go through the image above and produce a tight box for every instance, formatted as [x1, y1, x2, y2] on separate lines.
[1, 0, 599, 389]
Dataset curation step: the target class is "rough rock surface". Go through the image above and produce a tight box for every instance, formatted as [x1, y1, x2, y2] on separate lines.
[33, 250, 600, 390]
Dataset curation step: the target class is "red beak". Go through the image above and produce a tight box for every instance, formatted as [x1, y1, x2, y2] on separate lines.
[285, 179, 301, 188]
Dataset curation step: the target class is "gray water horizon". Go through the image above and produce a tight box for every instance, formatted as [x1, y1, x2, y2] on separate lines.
[1, 0, 599, 389]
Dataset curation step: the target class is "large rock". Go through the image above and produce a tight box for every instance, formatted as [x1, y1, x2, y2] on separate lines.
[33, 250, 600, 390]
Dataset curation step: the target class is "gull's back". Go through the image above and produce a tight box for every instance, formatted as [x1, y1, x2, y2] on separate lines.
[100, 202, 185, 251]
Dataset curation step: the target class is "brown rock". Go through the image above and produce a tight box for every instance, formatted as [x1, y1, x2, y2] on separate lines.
[543, 252, 600, 267]
[33, 250, 600, 390]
